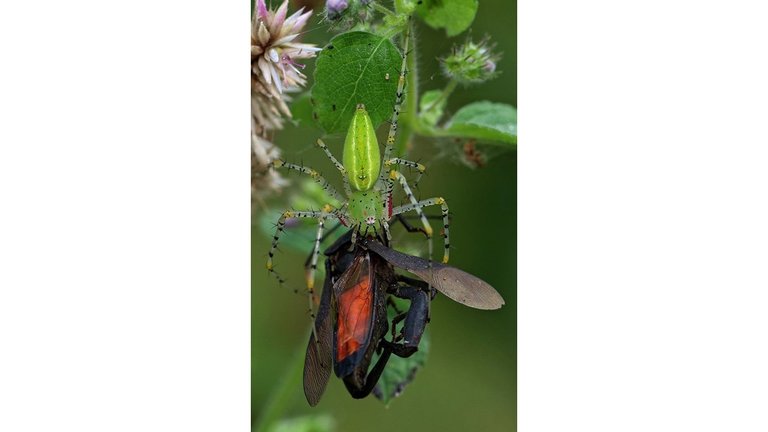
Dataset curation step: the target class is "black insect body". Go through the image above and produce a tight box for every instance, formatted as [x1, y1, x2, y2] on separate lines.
[302, 229, 505, 406]
[303, 230, 431, 406]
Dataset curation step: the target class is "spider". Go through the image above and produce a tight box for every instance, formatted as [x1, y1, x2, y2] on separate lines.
[266, 21, 450, 342]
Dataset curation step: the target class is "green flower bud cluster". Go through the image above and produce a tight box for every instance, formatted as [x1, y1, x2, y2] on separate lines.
[441, 37, 501, 84]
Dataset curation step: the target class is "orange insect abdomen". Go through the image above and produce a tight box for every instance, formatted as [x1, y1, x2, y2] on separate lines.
[336, 278, 373, 362]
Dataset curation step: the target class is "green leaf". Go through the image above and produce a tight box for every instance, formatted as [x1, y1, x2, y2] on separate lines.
[289, 92, 319, 130]
[415, 0, 478, 37]
[418, 89, 447, 128]
[312, 32, 402, 134]
[373, 297, 430, 405]
[444, 101, 517, 146]
[266, 414, 335, 432]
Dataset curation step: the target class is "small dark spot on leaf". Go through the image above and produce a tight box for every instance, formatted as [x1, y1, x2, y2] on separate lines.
[332, 104, 336, 111]
[327, 45, 334, 50]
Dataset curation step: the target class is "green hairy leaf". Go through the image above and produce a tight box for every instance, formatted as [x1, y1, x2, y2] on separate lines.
[415, 0, 478, 37]
[445, 101, 517, 146]
[312, 32, 402, 134]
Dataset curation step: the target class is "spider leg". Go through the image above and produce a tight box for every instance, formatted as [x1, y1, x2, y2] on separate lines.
[269, 160, 344, 203]
[378, 17, 412, 185]
[384, 157, 426, 188]
[267, 209, 337, 344]
[391, 196, 450, 264]
[316, 139, 352, 196]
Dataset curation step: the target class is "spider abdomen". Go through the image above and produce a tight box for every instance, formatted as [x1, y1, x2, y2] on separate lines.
[343, 104, 380, 192]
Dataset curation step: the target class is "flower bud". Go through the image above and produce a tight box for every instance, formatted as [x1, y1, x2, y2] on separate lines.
[326, 0, 349, 20]
[441, 37, 501, 84]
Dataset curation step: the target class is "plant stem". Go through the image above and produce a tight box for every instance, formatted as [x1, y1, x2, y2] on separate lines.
[423, 79, 458, 114]
[252, 341, 306, 432]
[371, 2, 395, 17]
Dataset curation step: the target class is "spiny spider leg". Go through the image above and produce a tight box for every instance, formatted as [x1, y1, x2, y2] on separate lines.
[316, 139, 352, 196]
[391, 197, 451, 264]
[384, 158, 426, 188]
[378, 18, 411, 185]
[269, 160, 345, 203]
[387, 170, 435, 263]
[302, 221, 343, 270]
[381, 219, 392, 245]
[267, 209, 337, 344]
[305, 215, 326, 304]
[348, 229, 358, 252]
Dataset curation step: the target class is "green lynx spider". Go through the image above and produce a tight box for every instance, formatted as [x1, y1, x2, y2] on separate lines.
[266, 22, 450, 340]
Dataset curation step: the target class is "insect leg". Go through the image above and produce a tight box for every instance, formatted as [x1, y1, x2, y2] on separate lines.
[396, 274, 436, 326]
[387, 285, 430, 358]
[389, 311, 407, 341]
[396, 275, 437, 300]
[387, 296, 405, 314]
[344, 345, 393, 399]
[394, 214, 427, 236]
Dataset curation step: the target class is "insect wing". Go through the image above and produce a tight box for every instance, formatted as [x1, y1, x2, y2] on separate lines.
[332, 252, 376, 377]
[303, 265, 334, 406]
[364, 239, 505, 310]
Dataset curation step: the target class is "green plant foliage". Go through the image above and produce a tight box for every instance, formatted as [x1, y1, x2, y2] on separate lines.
[289, 92, 319, 130]
[418, 89, 447, 128]
[312, 32, 402, 134]
[373, 297, 430, 405]
[445, 101, 517, 146]
[255, 1, 516, 423]
[415, 0, 478, 37]
[266, 414, 335, 432]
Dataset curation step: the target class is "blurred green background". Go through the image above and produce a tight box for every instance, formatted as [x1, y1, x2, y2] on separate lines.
[253, 0, 516, 430]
